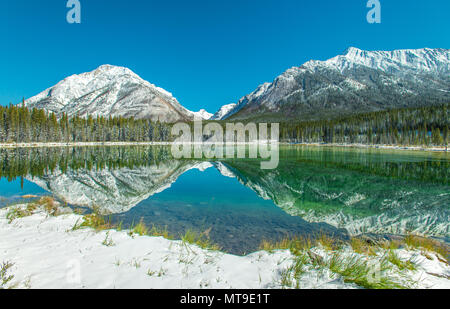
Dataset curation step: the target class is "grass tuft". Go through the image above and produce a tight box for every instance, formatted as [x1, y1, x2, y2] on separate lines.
[404, 234, 448, 262]
[351, 238, 377, 256]
[260, 233, 342, 256]
[279, 253, 310, 289]
[80, 213, 113, 231]
[317, 233, 343, 251]
[6, 207, 32, 223]
[102, 231, 115, 247]
[26, 203, 38, 214]
[379, 239, 402, 250]
[147, 269, 157, 277]
[37, 197, 58, 216]
[181, 229, 221, 251]
[157, 267, 167, 277]
[148, 225, 172, 239]
[326, 252, 409, 289]
[386, 250, 417, 271]
[0, 261, 15, 289]
[5, 197, 60, 223]
[73, 208, 85, 215]
[132, 219, 148, 236]
[260, 236, 313, 255]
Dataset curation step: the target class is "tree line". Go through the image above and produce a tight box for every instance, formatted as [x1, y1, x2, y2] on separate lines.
[0, 104, 171, 143]
[0, 103, 448, 146]
[278, 104, 449, 146]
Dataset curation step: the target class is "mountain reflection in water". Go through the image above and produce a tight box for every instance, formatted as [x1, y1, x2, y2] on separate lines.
[0, 146, 448, 254]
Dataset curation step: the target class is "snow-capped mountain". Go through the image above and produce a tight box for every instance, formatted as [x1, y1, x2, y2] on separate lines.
[210, 103, 237, 120]
[189, 109, 213, 120]
[24, 65, 193, 123]
[222, 47, 450, 121]
[325, 47, 449, 74]
[20, 48, 450, 123]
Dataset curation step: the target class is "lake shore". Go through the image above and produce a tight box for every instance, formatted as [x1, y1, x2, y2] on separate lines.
[0, 141, 448, 152]
[0, 142, 174, 148]
[1, 202, 449, 289]
[281, 143, 449, 153]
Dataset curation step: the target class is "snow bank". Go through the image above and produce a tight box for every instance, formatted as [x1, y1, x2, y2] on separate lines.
[0, 206, 448, 289]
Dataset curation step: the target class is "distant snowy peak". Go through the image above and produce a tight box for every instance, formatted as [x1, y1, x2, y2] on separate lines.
[220, 83, 273, 120]
[223, 47, 450, 120]
[210, 103, 237, 120]
[189, 109, 214, 120]
[305, 47, 450, 75]
[215, 82, 273, 119]
[24, 64, 193, 123]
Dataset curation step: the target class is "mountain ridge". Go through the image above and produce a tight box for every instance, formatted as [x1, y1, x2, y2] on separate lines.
[24, 64, 194, 123]
[21, 47, 450, 122]
[221, 47, 450, 121]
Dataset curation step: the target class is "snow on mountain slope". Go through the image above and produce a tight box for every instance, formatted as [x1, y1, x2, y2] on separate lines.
[21, 48, 450, 123]
[24, 65, 193, 123]
[326, 47, 450, 75]
[223, 48, 450, 120]
[210, 103, 237, 120]
[189, 109, 213, 120]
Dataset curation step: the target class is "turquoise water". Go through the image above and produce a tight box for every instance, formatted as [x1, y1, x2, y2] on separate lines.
[0, 146, 448, 255]
[114, 167, 342, 254]
[0, 178, 48, 207]
[0, 178, 47, 197]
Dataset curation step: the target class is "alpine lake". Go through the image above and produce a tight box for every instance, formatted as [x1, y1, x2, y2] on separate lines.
[1, 145, 448, 255]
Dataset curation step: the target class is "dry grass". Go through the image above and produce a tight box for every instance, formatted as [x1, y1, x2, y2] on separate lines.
[317, 233, 342, 251]
[73, 208, 85, 215]
[260, 236, 313, 255]
[26, 203, 38, 213]
[72, 214, 219, 250]
[5, 197, 61, 224]
[132, 219, 148, 236]
[36, 197, 58, 216]
[181, 229, 221, 251]
[79, 213, 114, 231]
[260, 233, 342, 256]
[351, 238, 378, 256]
[6, 197, 59, 223]
[148, 225, 171, 239]
[404, 234, 449, 262]
[379, 239, 402, 250]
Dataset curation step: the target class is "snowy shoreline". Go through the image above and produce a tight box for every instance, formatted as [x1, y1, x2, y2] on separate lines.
[282, 143, 449, 153]
[0, 142, 448, 153]
[0, 142, 175, 148]
[1, 203, 449, 289]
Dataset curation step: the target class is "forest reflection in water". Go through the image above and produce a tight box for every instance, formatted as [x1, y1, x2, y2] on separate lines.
[0, 146, 448, 254]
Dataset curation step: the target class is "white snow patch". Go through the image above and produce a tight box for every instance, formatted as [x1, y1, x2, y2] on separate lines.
[1, 204, 449, 289]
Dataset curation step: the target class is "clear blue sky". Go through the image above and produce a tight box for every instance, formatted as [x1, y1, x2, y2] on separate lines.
[1, 0, 449, 112]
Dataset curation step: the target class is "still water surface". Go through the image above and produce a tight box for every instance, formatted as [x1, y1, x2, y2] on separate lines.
[0, 146, 448, 255]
